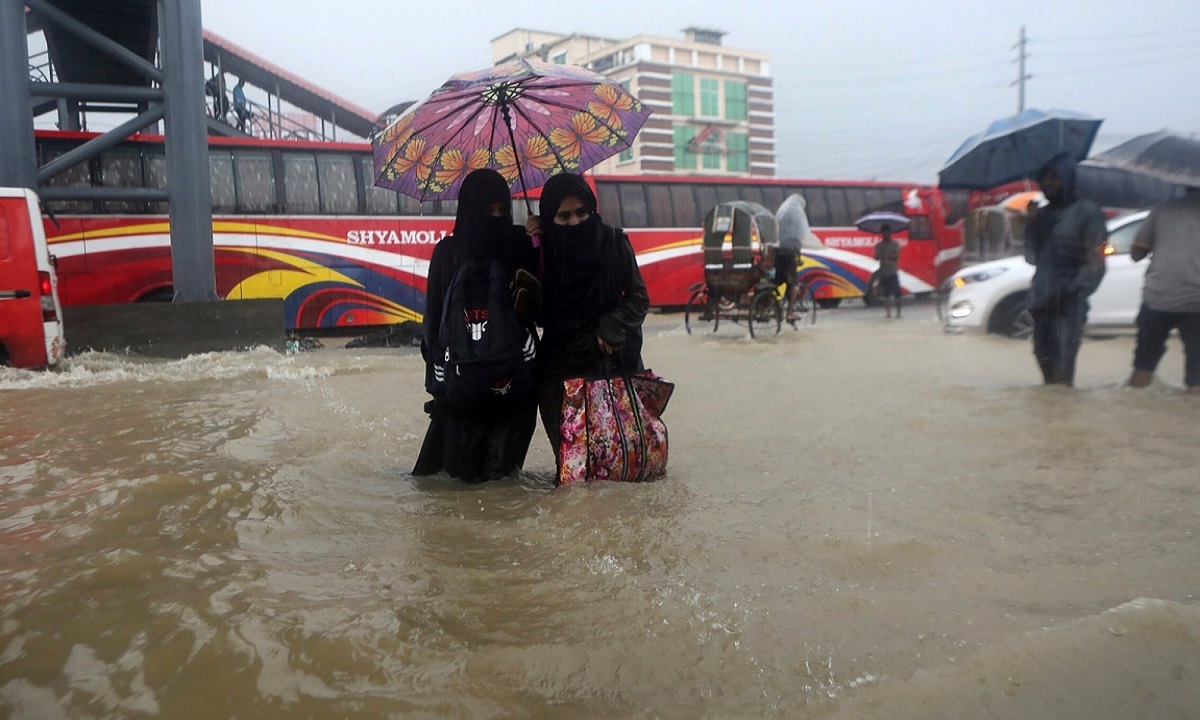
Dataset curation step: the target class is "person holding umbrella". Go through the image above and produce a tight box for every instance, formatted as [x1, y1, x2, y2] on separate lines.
[873, 226, 903, 319]
[531, 173, 650, 472]
[1023, 152, 1108, 387]
[413, 168, 542, 483]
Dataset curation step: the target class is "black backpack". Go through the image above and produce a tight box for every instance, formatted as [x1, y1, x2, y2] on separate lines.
[437, 256, 536, 411]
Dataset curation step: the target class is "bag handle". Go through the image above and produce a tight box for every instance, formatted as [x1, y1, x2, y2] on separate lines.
[600, 353, 649, 483]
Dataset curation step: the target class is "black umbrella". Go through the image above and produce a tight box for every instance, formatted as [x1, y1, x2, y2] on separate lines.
[1089, 130, 1200, 187]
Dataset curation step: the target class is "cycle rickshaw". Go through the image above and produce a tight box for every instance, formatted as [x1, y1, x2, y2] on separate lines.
[684, 201, 814, 337]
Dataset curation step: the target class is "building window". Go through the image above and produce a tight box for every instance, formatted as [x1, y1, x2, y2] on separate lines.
[673, 126, 697, 169]
[724, 81, 747, 121]
[700, 136, 715, 169]
[699, 78, 719, 117]
[671, 71, 694, 116]
[553, 52, 567, 65]
[727, 133, 748, 172]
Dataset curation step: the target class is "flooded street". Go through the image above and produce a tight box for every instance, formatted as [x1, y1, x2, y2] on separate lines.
[3, 305, 1200, 719]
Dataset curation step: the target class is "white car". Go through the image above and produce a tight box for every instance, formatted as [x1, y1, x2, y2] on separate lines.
[944, 210, 1150, 338]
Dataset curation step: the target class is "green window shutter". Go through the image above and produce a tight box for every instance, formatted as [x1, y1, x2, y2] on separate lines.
[700, 78, 720, 117]
[671, 72, 694, 116]
[724, 80, 747, 121]
[727, 132, 749, 172]
[673, 126, 697, 169]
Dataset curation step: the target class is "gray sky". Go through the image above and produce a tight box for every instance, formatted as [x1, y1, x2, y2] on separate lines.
[200, 0, 1200, 184]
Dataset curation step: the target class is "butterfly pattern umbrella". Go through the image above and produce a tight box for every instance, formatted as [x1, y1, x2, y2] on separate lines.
[373, 59, 652, 202]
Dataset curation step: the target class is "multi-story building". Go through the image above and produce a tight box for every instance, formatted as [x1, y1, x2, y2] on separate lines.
[493, 27, 775, 178]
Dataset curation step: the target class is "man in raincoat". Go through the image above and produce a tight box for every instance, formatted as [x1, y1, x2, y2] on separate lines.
[1023, 152, 1108, 386]
[775, 194, 811, 322]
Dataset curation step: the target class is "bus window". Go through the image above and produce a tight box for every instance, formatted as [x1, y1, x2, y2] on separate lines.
[40, 147, 93, 214]
[669, 184, 699, 227]
[646, 183, 675, 228]
[145, 150, 168, 214]
[430, 199, 456, 217]
[843, 187, 868, 222]
[694, 185, 718, 222]
[234, 152, 276, 213]
[397, 193, 421, 216]
[210, 150, 236, 213]
[760, 185, 784, 212]
[877, 187, 905, 213]
[826, 187, 850, 226]
[618, 183, 648, 227]
[908, 214, 932, 240]
[802, 187, 830, 226]
[283, 152, 319, 214]
[715, 183, 740, 204]
[596, 182, 620, 224]
[361, 156, 398, 215]
[739, 184, 765, 207]
[862, 187, 886, 213]
[317, 154, 357, 214]
[99, 149, 145, 214]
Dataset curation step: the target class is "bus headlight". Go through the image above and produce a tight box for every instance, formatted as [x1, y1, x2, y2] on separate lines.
[953, 267, 1008, 288]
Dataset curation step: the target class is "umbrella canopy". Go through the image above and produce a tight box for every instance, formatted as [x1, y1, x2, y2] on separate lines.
[1089, 130, 1200, 188]
[372, 59, 652, 203]
[854, 210, 910, 235]
[938, 108, 1103, 191]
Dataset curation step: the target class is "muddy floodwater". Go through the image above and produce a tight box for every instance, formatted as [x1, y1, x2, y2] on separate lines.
[2, 306, 1199, 719]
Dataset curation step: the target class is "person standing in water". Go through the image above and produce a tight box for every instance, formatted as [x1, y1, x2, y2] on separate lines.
[531, 173, 649, 471]
[873, 226, 903, 319]
[1023, 152, 1107, 387]
[413, 169, 541, 483]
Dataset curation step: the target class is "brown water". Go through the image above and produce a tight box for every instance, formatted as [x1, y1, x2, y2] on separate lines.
[3, 308, 1199, 719]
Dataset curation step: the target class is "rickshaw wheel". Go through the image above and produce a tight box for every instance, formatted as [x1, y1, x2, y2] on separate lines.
[791, 282, 817, 327]
[748, 287, 782, 338]
[684, 286, 716, 335]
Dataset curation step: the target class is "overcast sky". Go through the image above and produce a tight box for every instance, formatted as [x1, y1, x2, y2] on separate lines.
[199, 0, 1200, 184]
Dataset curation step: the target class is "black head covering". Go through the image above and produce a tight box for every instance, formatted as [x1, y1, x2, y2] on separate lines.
[454, 168, 513, 260]
[538, 173, 620, 336]
[1037, 152, 1078, 207]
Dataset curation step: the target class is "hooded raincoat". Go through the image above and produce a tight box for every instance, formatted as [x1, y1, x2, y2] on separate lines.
[1023, 152, 1108, 385]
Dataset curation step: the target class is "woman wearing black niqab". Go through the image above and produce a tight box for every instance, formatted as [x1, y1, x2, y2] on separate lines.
[412, 168, 540, 482]
[534, 173, 650, 467]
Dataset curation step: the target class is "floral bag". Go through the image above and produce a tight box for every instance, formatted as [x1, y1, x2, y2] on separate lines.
[558, 368, 673, 486]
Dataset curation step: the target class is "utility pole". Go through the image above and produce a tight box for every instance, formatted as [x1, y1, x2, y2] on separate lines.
[1012, 25, 1032, 113]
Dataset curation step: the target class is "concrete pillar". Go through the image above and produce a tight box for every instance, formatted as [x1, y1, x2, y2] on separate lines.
[157, 0, 218, 301]
[0, 0, 37, 188]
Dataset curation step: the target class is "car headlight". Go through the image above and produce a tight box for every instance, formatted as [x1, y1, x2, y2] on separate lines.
[952, 267, 1008, 288]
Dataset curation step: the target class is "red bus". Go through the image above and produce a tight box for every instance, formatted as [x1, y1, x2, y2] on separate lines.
[36, 130, 962, 328]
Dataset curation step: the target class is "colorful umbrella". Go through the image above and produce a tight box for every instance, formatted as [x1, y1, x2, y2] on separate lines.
[854, 210, 910, 235]
[372, 59, 652, 203]
[938, 108, 1103, 191]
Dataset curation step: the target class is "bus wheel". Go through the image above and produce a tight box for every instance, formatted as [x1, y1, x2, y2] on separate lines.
[863, 272, 881, 307]
[138, 287, 175, 303]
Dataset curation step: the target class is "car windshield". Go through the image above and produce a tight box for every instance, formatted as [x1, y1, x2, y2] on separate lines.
[1106, 216, 1145, 254]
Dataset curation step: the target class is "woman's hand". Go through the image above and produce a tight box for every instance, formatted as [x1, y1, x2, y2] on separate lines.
[597, 336, 617, 355]
[526, 216, 542, 237]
